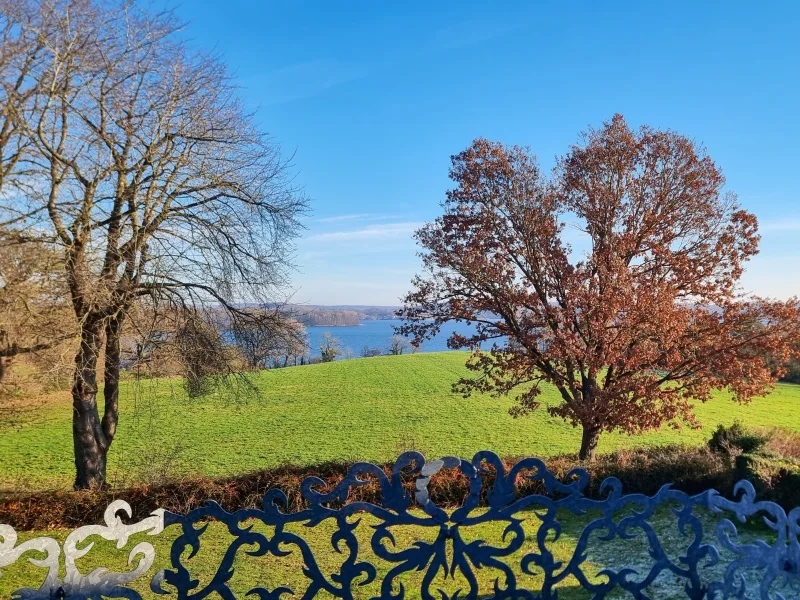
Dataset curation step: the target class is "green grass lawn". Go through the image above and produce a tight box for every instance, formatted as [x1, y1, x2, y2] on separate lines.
[2, 352, 800, 491]
[3, 352, 800, 598]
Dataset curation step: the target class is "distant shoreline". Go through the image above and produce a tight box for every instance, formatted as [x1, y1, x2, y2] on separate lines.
[294, 307, 400, 328]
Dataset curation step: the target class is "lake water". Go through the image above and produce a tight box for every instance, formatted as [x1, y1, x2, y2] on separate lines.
[306, 319, 478, 357]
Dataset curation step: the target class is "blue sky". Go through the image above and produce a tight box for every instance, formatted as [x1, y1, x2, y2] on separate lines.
[175, 1, 800, 306]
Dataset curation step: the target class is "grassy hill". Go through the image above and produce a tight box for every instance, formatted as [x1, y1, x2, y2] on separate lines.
[2, 351, 800, 491]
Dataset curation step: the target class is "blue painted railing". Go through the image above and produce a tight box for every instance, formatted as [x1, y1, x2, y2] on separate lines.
[1, 451, 799, 599]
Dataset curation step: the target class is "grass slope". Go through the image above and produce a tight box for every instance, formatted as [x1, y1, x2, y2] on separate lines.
[2, 352, 800, 491]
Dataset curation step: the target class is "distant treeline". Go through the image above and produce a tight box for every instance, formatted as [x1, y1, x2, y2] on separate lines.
[291, 305, 399, 327]
[295, 310, 361, 327]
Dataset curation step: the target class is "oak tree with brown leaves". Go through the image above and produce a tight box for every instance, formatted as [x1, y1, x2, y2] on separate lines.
[399, 115, 800, 460]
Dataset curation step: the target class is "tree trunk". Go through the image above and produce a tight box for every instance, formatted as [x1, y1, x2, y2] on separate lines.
[101, 314, 123, 449]
[579, 424, 601, 461]
[72, 315, 108, 489]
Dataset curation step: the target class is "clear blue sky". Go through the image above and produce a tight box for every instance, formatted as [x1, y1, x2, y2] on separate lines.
[175, 0, 800, 306]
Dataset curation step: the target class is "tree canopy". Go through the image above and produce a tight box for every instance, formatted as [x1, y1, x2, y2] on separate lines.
[400, 115, 800, 459]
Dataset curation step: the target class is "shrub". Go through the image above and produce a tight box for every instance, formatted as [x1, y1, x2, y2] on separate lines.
[765, 427, 800, 460]
[0, 445, 729, 530]
[708, 420, 771, 455]
[175, 318, 236, 398]
[318, 332, 341, 362]
[735, 451, 800, 508]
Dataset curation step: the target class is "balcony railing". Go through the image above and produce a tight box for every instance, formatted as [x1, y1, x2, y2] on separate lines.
[1, 450, 798, 599]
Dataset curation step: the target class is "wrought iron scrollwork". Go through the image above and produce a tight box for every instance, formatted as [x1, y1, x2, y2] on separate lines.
[3, 451, 800, 599]
[1, 500, 164, 599]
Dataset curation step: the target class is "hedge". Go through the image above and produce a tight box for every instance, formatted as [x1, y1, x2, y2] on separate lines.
[1, 445, 731, 530]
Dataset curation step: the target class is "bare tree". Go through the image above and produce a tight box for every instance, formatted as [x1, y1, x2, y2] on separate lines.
[318, 332, 341, 363]
[0, 0, 41, 195]
[0, 0, 307, 488]
[233, 309, 307, 369]
[0, 230, 75, 381]
[360, 345, 381, 358]
[387, 335, 411, 355]
[0, 3, 74, 408]
[0, 229, 76, 424]
[174, 314, 238, 398]
[274, 320, 309, 367]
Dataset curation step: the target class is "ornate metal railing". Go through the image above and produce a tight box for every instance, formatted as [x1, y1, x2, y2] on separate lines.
[2, 451, 799, 599]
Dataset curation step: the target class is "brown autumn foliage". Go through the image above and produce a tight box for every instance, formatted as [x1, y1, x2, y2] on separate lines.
[0, 233, 75, 368]
[0, 231, 77, 420]
[400, 115, 800, 460]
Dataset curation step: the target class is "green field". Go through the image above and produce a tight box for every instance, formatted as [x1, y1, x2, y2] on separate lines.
[2, 352, 800, 491]
[2, 351, 799, 598]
